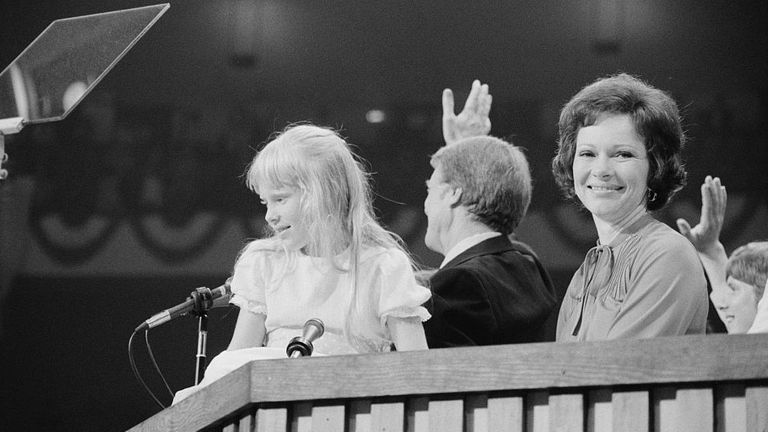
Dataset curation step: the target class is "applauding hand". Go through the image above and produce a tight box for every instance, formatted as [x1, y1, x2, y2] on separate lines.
[442, 79, 492, 146]
[676, 175, 727, 254]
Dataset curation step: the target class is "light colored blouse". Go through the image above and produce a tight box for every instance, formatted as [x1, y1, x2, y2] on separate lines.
[229, 239, 431, 354]
[556, 217, 708, 341]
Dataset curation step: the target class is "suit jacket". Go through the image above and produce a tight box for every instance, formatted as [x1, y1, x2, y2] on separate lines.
[423, 235, 558, 348]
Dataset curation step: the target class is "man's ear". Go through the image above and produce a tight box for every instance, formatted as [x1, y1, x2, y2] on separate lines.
[447, 187, 462, 207]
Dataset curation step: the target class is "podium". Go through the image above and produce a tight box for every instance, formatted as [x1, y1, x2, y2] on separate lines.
[127, 334, 768, 432]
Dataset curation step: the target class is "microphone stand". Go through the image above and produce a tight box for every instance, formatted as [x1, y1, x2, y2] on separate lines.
[188, 287, 215, 385]
[194, 313, 207, 385]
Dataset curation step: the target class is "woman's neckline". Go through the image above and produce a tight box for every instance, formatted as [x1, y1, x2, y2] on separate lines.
[595, 208, 653, 247]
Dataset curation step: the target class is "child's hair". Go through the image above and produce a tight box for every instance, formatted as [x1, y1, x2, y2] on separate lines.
[245, 124, 413, 351]
[726, 241, 768, 302]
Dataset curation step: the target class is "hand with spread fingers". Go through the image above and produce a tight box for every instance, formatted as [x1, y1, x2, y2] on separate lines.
[676, 175, 729, 319]
[676, 175, 727, 255]
[442, 79, 492, 146]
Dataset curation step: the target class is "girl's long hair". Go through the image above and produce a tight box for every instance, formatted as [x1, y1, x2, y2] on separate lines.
[246, 124, 411, 351]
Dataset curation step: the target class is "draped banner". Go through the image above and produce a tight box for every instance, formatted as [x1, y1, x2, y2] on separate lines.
[3, 91, 766, 277]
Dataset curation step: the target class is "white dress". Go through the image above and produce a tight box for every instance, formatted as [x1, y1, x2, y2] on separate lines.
[173, 240, 430, 404]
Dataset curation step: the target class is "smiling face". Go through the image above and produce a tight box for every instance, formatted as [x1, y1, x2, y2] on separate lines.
[717, 276, 759, 334]
[259, 183, 308, 251]
[573, 114, 650, 224]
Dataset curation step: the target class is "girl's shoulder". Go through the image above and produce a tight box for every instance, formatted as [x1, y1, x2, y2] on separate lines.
[358, 244, 411, 268]
[245, 238, 281, 251]
[234, 239, 292, 283]
[239, 238, 284, 261]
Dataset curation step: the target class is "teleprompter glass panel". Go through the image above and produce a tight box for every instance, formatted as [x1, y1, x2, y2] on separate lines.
[0, 3, 169, 124]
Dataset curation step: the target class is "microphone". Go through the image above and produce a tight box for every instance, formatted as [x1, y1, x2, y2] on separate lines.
[286, 318, 325, 358]
[134, 280, 232, 333]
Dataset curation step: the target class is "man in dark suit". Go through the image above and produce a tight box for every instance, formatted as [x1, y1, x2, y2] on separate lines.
[422, 133, 558, 348]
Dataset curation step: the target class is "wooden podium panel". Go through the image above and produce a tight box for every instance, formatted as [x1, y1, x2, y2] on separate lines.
[128, 334, 768, 432]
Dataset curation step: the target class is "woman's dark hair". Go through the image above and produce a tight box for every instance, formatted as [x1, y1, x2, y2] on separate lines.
[551, 73, 687, 211]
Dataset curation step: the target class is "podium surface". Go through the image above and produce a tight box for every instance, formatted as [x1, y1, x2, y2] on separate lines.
[128, 333, 768, 432]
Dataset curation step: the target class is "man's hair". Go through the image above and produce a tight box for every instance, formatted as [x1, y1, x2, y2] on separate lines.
[430, 136, 532, 235]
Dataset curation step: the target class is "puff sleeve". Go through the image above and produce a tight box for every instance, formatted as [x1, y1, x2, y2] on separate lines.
[228, 241, 270, 316]
[370, 248, 431, 327]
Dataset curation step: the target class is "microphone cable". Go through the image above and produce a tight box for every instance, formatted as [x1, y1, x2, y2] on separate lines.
[129, 281, 235, 409]
[128, 329, 169, 409]
[144, 330, 174, 400]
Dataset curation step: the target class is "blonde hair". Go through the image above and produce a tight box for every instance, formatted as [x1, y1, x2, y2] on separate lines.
[246, 124, 412, 351]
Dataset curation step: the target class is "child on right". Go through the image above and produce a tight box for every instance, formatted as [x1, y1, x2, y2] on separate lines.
[718, 242, 768, 333]
[677, 176, 768, 333]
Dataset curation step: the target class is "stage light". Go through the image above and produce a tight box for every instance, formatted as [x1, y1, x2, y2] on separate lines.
[365, 109, 386, 124]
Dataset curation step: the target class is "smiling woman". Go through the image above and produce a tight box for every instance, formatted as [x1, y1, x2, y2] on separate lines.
[572, 114, 649, 228]
[551, 73, 709, 341]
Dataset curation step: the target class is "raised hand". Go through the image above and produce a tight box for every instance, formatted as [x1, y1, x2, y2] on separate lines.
[676, 175, 727, 253]
[442, 79, 492, 146]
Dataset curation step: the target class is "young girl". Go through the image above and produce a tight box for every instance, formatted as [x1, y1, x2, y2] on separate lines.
[174, 124, 429, 402]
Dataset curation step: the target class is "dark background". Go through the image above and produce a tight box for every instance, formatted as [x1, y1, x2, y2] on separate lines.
[1, 1, 766, 430]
